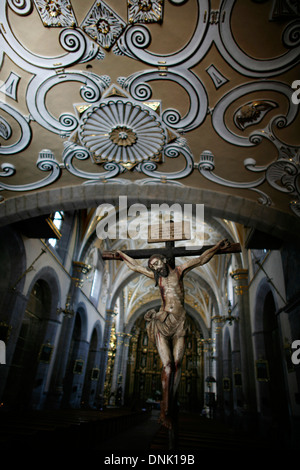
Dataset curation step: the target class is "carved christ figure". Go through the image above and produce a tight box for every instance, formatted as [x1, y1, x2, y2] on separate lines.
[116, 238, 230, 429]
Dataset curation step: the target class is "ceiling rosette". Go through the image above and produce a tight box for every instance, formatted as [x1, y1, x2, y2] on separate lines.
[78, 87, 171, 168]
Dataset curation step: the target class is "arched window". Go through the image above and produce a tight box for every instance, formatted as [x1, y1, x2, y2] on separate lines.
[227, 264, 234, 305]
[48, 211, 64, 247]
[88, 248, 104, 307]
[90, 268, 102, 305]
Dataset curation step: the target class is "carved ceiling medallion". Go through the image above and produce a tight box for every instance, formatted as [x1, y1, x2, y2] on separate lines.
[81, 1, 126, 50]
[128, 0, 164, 24]
[33, 0, 77, 27]
[79, 95, 166, 167]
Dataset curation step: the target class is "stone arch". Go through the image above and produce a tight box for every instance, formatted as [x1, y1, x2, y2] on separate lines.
[254, 278, 279, 335]
[25, 266, 61, 321]
[89, 319, 102, 346]
[3, 273, 60, 410]
[253, 278, 290, 436]
[82, 324, 102, 409]
[75, 302, 88, 342]
[0, 183, 298, 242]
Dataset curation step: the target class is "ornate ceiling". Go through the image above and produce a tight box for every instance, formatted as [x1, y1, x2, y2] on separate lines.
[0, 0, 300, 239]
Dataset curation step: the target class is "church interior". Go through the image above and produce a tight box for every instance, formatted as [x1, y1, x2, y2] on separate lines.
[0, 0, 300, 452]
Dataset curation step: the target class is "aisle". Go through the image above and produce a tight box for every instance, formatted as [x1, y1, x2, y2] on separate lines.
[92, 409, 161, 450]
[0, 407, 282, 451]
[93, 409, 278, 452]
[150, 412, 273, 451]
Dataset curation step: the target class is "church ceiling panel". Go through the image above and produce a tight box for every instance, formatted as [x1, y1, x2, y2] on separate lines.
[0, 0, 299, 232]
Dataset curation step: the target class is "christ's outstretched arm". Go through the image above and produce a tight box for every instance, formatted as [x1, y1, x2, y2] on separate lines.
[116, 250, 155, 279]
[177, 239, 231, 276]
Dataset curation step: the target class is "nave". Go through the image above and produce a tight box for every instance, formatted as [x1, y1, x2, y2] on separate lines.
[0, 407, 284, 452]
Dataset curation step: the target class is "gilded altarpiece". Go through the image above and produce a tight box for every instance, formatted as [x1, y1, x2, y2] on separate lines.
[103, 322, 117, 405]
[125, 315, 204, 412]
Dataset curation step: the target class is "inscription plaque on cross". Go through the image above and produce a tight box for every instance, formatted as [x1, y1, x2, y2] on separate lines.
[101, 220, 241, 266]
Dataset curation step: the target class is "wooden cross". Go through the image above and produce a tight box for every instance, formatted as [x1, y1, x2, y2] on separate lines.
[101, 221, 241, 266]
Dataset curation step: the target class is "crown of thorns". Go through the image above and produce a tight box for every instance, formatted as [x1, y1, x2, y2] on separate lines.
[148, 254, 167, 268]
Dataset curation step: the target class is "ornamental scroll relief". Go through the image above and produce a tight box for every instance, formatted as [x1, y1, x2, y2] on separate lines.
[0, 0, 299, 216]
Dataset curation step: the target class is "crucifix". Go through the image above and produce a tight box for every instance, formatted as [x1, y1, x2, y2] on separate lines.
[101, 221, 241, 441]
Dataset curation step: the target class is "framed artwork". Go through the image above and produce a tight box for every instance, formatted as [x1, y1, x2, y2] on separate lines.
[39, 343, 53, 363]
[73, 359, 84, 374]
[223, 377, 231, 391]
[234, 371, 242, 387]
[91, 367, 100, 380]
[255, 359, 269, 382]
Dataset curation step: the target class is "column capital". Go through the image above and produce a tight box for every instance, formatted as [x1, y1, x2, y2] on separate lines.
[105, 309, 117, 321]
[230, 269, 248, 281]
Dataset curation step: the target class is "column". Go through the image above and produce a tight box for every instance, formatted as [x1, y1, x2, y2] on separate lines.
[214, 322, 224, 418]
[68, 338, 90, 409]
[46, 271, 81, 409]
[45, 314, 76, 409]
[231, 268, 257, 428]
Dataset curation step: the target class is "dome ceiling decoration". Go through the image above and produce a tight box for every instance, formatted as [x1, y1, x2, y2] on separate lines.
[33, 0, 77, 27]
[81, 1, 126, 50]
[0, 0, 300, 226]
[77, 86, 174, 169]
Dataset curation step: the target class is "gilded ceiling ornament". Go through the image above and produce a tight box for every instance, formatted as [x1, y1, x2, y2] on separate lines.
[109, 127, 137, 147]
[234, 101, 278, 130]
[79, 99, 166, 166]
[81, 1, 126, 50]
[33, 0, 77, 27]
[128, 0, 164, 24]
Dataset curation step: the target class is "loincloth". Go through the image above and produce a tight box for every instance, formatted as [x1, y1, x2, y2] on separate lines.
[144, 307, 188, 344]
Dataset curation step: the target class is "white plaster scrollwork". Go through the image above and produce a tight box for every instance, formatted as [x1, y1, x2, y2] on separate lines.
[119, 1, 209, 66]
[198, 150, 267, 194]
[198, 149, 300, 208]
[217, 0, 300, 77]
[118, 70, 208, 132]
[27, 71, 110, 136]
[0, 117, 12, 141]
[136, 137, 194, 180]
[7, 0, 32, 15]
[211, 81, 297, 147]
[62, 141, 123, 181]
[0, 149, 61, 192]
[0, 102, 31, 154]
[0, 0, 299, 219]
[0, 163, 15, 177]
[266, 159, 299, 194]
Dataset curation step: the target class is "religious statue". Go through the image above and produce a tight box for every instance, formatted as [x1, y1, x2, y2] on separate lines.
[116, 238, 231, 429]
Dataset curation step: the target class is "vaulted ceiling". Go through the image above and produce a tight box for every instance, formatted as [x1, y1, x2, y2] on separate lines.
[0, 0, 300, 242]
